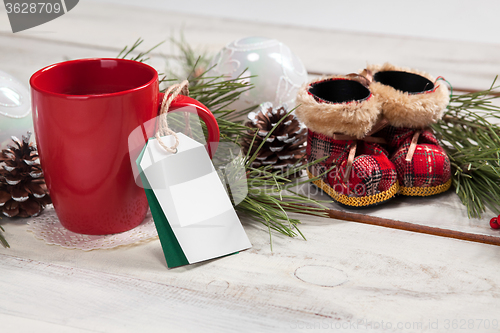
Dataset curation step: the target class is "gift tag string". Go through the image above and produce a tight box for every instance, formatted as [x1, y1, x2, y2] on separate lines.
[156, 80, 190, 154]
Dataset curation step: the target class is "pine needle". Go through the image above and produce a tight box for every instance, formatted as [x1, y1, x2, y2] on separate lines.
[120, 36, 500, 238]
[117, 38, 165, 63]
[432, 76, 500, 218]
[0, 224, 9, 248]
[120, 36, 330, 241]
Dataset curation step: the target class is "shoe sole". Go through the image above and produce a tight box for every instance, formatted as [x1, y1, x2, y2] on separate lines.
[307, 170, 400, 208]
[399, 178, 452, 196]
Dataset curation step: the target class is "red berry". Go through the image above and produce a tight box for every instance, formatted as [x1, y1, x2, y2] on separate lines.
[490, 217, 500, 229]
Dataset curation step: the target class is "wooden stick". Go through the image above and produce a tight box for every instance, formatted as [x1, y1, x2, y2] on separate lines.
[323, 208, 500, 246]
[292, 202, 499, 246]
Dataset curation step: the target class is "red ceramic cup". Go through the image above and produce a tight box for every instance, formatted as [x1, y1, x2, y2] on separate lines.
[30, 58, 219, 235]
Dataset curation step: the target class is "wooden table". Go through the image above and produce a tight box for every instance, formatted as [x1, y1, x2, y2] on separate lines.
[1, 2, 500, 332]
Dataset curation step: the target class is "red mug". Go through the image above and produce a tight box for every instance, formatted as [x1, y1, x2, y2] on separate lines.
[30, 58, 220, 235]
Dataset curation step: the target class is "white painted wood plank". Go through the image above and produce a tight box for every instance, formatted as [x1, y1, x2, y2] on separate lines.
[0, 312, 94, 333]
[90, 0, 500, 46]
[1, 256, 306, 333]
[1, 3, 500, 332]
[0, 1, 499, 90]
[0, 34, 166, 88]
[2, 212, 500, 332]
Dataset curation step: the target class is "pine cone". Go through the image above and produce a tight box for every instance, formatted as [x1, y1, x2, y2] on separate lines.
[241, 103, 306, 172]
[0, 132, 51, 217]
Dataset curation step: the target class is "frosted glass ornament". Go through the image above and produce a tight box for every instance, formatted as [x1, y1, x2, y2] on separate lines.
[207, 37, 308, 113]
[0, 70, 33, 148]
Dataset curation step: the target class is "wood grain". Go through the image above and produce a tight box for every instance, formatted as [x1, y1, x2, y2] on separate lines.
[1, 255, 304, 333]
[3, 211, 500, 333]
[1, 1, 499, 90]
[297, 182, 500, 246]
[1, 2, 500, 331]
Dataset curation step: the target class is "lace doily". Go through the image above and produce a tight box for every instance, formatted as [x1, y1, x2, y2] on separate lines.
[27, 205, 158, 250]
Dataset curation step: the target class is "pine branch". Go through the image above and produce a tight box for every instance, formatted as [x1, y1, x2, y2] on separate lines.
[432, 76, 500, 218]
[0, 224, 9, 248]
[120, 37, 500, 235]
[119, 36, 330, 241]
[117, 38, 164, 63]
[166, 43, 330, 239]
[165, 33, 211, 84]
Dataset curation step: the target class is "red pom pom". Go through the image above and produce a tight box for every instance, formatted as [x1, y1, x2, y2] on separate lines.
[490, 217, 500, 229]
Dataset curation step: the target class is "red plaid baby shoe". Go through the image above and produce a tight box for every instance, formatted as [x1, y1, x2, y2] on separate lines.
[366, 64, 451, 196]
[296, 75, 399, 207]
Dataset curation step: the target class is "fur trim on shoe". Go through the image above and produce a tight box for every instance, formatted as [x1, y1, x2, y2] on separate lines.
[295, 76, 382, 139]
[365, 63, 449, 128]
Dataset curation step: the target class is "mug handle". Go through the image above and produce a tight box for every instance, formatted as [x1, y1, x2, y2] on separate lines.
[158, 93, 220, 158]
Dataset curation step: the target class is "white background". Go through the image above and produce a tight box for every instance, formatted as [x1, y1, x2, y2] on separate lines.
[92, 0, 500, 44]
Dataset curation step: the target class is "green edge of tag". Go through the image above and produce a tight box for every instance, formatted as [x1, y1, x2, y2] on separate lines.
[136, 140, 189, 268]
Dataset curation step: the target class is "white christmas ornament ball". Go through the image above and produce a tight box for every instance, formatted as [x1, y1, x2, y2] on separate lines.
[0, 70, 33, 148]
[207, 37, 308, 112]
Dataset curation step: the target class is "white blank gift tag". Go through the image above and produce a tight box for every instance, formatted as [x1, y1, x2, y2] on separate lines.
[139, 132, 251, 266]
